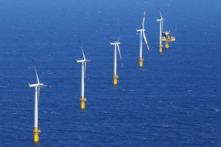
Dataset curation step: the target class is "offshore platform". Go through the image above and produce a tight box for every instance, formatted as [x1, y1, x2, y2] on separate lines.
[162, 31, 175, 48]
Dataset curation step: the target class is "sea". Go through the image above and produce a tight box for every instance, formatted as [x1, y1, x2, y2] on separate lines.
[0, 0, 221, 146]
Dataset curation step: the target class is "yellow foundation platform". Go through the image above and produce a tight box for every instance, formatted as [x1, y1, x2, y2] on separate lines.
[113, 74, 119, 85]
[33, 127, 41, 143]
[80, 96, 87, 109]
[139, 57, 144, 67]
[165, 41, 169, 48]
[159, 44, 163, 53]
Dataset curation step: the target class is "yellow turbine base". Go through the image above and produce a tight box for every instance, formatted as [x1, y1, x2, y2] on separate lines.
[165, 41, 169, 48]
[159, 44, 163, 53]
[33, 127, 41, 143]
[113, 74, 119, 85]
[139, 57, 144, 67]
[80, 96, 87, 109]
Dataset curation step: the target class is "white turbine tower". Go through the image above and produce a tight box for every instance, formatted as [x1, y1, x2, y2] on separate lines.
[157, 11, 167, 52]
[29, 57, 50, 143]
[136, 9, 150, 67]
[77, 47, 93, 109]
[110, 37, 123, 85]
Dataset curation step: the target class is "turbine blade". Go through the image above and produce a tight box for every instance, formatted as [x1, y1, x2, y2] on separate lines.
[29, 52, 40, 83]
[117, 44, 123, 68]
[29, 52, 35, 65]
[142, 31, 150, 52]
[142, 9, 146, 29]
[37, 86, 40, 106]
[159, 11, 163, 19]
[163, 17, 167, 21]
[35, 68, 40, 84]
[118, 28, 122, 42]
[41, 84, 51, 88]
[110, 38, 113, 41]
[77, 60, 84, 63]
[81, 47, 86, 60]
[84, 62, 86, 82]
[109, 38, 115, 41]
[86, 59, 93, 62]
[162, 21, 164, 32]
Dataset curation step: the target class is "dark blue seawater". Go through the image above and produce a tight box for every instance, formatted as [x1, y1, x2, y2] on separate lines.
[0, 0, 221, 146]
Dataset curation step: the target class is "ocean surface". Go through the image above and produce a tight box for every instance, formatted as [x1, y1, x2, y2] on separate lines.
[0, 0, 221, 146]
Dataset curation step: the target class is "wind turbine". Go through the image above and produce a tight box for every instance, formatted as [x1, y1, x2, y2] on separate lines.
[136, 9, 150, 67]
[157, 11, 167, 52]
[110, 36, 123, 85]
[29, 56, 50, 143]
[77, 47, 93, 109]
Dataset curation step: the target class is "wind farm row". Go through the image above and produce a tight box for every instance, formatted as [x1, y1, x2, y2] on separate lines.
[29, 9, 176, 143]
